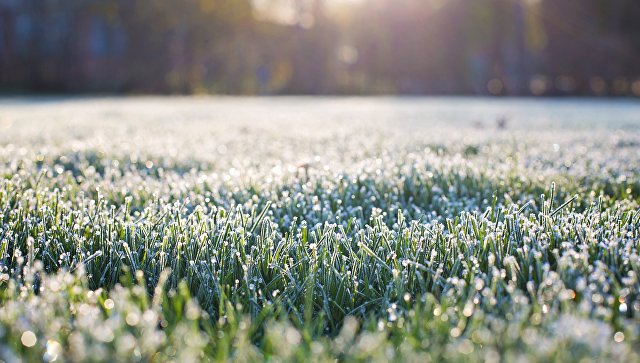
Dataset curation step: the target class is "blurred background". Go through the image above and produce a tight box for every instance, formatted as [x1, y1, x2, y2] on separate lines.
[1, 0, 639, 96]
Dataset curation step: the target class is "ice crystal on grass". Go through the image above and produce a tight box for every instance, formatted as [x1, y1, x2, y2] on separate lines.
[0, 98, 639, 361]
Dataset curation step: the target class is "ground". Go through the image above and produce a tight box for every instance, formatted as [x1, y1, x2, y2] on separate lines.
[0, 97, 639, 362]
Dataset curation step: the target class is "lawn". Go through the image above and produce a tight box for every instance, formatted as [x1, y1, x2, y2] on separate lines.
[0, 98, 638, 362]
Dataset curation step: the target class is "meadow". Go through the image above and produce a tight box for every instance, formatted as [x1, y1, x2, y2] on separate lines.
[0, 97, 639, 362]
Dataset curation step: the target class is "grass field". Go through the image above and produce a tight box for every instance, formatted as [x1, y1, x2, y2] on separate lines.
[0, 98, 639, 362]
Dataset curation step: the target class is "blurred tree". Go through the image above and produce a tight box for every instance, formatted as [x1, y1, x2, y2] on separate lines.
[0, 0, 639, 95]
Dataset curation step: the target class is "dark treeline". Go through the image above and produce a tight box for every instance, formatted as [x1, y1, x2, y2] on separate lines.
[1, 0, 640, 96]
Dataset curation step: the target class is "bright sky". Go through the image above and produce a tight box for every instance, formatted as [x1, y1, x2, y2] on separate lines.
[253, 0, 365, 24]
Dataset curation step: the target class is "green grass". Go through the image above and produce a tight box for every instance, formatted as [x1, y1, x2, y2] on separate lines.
[0, 98, 639, 362]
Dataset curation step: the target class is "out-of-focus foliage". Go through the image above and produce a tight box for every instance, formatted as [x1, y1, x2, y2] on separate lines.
[1, 0, 640, 95]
